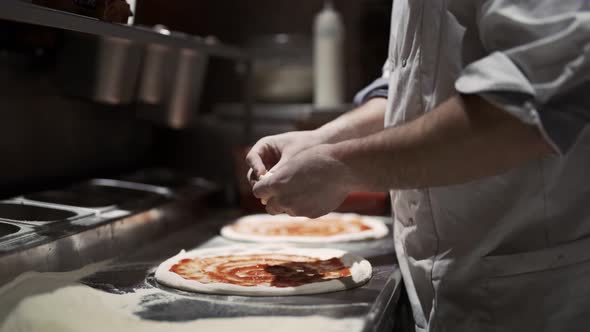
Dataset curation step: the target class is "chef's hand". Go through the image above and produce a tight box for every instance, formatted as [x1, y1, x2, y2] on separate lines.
[246, 131, 325, 185]
[252, 144, 357, 218]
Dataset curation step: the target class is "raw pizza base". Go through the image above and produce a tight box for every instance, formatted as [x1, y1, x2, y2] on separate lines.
[154, 246, 372, 296]
[220, 213, 389, 243]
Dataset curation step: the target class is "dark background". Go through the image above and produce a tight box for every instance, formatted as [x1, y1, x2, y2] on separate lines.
[0, 0, 391, 197]
[135, 0, 391, 100]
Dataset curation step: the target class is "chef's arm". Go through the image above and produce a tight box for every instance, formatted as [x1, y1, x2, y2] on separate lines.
[314, 97, 387, 144]
[329, 94, 554, 191]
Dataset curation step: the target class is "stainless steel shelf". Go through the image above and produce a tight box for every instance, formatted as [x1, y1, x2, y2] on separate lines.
[0, 0, 247, 60]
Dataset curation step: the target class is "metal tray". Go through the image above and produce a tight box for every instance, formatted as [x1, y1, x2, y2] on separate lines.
[0, 174, 215, 283]
[23, 179, 172, 212]
[0, 220, 35, 250]
[0, 221, 27, 239]
[115, 169, 219, 194]
[0, 201, 91, 226]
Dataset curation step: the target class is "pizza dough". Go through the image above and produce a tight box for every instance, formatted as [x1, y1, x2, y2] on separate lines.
[154, 246, 372, 296]
[220, 213, 388, 243]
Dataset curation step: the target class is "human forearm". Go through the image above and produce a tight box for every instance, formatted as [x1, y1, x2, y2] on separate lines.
[331, 94, 554, 191]
[314, 98, 387, 144]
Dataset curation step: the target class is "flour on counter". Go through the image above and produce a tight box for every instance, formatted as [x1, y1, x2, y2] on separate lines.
[0, 263, 364, 332]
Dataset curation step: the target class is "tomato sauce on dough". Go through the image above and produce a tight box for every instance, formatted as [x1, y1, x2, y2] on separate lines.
[170, 254, 351, 287]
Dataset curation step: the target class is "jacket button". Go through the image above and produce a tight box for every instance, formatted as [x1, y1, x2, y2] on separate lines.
[402, 59, 407, 67]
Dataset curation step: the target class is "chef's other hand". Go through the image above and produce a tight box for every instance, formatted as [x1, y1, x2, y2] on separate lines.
[252, 144, 356, 218]
[246, 131, 324, 185]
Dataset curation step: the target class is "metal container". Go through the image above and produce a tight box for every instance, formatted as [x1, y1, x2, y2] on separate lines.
[0, 203, 76, 222]
[116, 168, 218, 191]
[244, 34, 313, 103]
[137, 26, 176, 105]
[0, 220, 34, 247]
[23, 179, 171, 212]
[0, 201, 90, 225]
[0, 222, 20, 239]
[0, 172, 217, 284]
[138, 27, 209, 129]
[59, 31, 143, 105]
[167, 46, 208, 128]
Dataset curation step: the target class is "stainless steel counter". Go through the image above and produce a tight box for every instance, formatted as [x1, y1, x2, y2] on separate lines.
[0, 169, 401, 331]
[77, 212, 402, 332]
[0, 170, 212, 284]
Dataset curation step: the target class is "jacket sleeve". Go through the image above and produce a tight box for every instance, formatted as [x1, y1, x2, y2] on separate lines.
[353, 59, 392, 106]
[455, 0, 590, 154]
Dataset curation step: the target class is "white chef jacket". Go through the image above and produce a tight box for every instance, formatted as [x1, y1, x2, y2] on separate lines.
[355, 1, 590, 331]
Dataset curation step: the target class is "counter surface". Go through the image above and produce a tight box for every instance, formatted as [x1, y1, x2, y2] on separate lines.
[78, 212, 402, 331]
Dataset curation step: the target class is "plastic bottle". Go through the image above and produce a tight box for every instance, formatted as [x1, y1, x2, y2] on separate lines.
[313, 1, 345, 110]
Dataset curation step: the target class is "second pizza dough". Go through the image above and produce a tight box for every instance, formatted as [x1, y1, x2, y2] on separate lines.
[221, 213, 389, 243]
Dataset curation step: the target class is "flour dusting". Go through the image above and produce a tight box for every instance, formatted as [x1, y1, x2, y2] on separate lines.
[0, 263, 364, 332]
